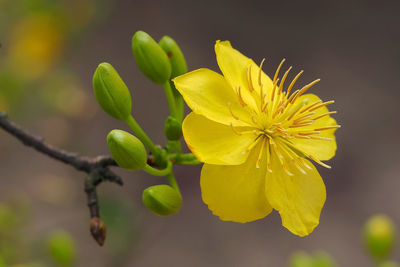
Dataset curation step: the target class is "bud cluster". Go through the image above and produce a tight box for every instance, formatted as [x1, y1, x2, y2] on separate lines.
[92, 31, 191, 220]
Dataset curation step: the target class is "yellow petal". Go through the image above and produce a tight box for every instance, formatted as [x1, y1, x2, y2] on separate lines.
[201, 142, 272, 223]
[173, 68, 252, 126]
[290, 93, 338, 161]
[215, 41, 274, 111]
[183, 113, 256, 165]
[265, 153, 326, 236]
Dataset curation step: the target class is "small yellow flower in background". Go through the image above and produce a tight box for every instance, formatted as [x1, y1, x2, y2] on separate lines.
[173, 41, 340, 236]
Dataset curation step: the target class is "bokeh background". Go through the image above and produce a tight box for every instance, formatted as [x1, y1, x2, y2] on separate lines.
[0, 0, 399, 266]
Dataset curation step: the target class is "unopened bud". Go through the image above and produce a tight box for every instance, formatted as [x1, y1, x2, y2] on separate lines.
[132, 31, 171, 84]
[289, 251, 313, 267]
[90, 217, 106, 246]
[142, 185, 182, 216]
[164, 116, 182, 141]
[378, 262, 400, 267]
[93, 62, 132, 120]
[364, 214, 396, 260]
[107, 129, 147, 171]
[312, 251, 337, 267]
[46, 230, 76, 265]
[159, 36, 187, 79]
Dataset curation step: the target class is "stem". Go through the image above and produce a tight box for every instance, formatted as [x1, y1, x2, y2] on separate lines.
[175, 95, 184, 122]
[172, 153, 201, 165]
[0, 112, 122, 185]
[162, 81, 177, 118]
[143, 161, 172, 176]
[167, 172, 181, 195]
[176, 140, 182, 155]
[125, 115, 157, 156]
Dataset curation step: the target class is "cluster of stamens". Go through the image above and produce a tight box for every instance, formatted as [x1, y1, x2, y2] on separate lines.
[228, 59, 340, 175]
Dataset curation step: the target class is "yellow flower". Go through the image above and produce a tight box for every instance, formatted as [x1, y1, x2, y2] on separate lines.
[173, 41, 339, 236]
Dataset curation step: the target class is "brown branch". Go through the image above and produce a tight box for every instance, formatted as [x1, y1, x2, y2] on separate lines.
[0, 112, 122, 185]
[0, 112, 127, 246]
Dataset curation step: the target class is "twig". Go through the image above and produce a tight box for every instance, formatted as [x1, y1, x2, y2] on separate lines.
[0, 112, 125, 246]
[0, 112, 122, 185]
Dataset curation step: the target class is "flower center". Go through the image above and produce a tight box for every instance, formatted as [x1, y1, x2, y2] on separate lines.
[228, 59, 340, 174]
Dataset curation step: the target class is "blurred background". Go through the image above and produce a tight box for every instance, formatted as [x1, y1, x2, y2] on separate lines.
[0, 0, 399, 266]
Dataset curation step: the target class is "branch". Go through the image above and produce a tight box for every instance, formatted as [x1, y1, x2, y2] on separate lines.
[0, 112, 129, 246]
[0, 112, 122, 185]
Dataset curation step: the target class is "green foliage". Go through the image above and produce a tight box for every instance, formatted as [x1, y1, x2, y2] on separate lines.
[93, 62, 132, 120]
[132, 31, 171, 84]
[142, 185, 182, 216]
[107, 129, 147, 171]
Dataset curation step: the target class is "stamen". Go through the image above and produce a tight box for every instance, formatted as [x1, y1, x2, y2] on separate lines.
[273, 58, 285, 84]
[309, 155, 332, 169]
[289, 122, 314, 128]
[308, 100, 335, 112]
[286, 70, 303, 98]
[245, 136, 262, 153]
[299, 100, 322, 114]
[283, 164, 294, 176]
[266, 139, 272, 172]
[251, 114, 258, 125]
[293, 159, 306, 174]
[259, 83, 264, 111]
[287, 89, 299, 104]
[246, 65, 255, 92]
[298, 131, 321, 136]
[236, 86, 247, 107]
[291, 79, 320, 104]
[314, 125, 341, 131]
[299, 158, 313, 170]
[309, 136, 333, 141]
[278, 66, 292, 94]
[293, 135, 311, 139]
[261, 101, 269, 113]
[258, 58, 266, 87]
[286, 101, 307, 121]
[230, 122, 242, 136]
[256, 138, 266, 168]
[227, 102, 239, 120]
[271, 78, 279, 102]
[311, 111, 337, 121]
[293, 113, 315, 124]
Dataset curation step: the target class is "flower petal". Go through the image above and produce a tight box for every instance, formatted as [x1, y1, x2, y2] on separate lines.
[201, 142, 273, 223]
[265, 153, 326, 236]
[183, 113, 256, 165]
[290, 93, 338, 161]
[215, 41, 275, 111]
[173, 68, 252, 126]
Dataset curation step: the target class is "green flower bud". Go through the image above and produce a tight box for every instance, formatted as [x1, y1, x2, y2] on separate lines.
[312, 251, 337, 267]
[378, 261, 400, 267]
[164, 116, 182, 141]
[142, 185, 182, 216]
[132, 31, 171, 84]
[93, 62, 132, 120]
[107, 129, 147, 171]
[289, 251, 313, 267]
[364, 214, 396, 260]
[159, 36, 187, 79]
[46, 230, 76, 266]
